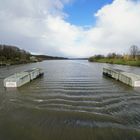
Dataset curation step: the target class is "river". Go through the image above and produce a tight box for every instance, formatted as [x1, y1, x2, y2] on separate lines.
[0, 60, 140, 140]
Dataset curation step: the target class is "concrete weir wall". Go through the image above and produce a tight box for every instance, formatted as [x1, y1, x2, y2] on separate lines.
[103, 67, 140, 87]
[4, 68, 43, 88]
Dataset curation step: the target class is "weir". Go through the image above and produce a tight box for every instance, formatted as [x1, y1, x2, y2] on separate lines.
[103, 67, 140, 87]
[4, 68, 43, 88]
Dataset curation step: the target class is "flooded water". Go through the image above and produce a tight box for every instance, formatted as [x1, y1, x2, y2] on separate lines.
[0, 60, 140, 140]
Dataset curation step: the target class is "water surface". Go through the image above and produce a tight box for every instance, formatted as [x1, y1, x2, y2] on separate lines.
[0, 60, 140, 140]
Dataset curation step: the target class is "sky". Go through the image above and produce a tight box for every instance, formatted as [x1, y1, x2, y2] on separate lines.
[0, 0, 140, 57]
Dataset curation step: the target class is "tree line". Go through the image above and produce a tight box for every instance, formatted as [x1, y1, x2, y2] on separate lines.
[0, 44, 31, 64]
[89, 45, 140, 66]
[0, 44, 68, 65]
[89, 45, 140, 61]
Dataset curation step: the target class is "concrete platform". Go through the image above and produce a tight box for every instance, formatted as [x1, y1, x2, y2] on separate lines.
[4, 68, 44, 88]
[103, 67, 140, 87]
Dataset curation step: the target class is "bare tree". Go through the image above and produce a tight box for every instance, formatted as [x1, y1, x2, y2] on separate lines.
[130, 45, 139, 59]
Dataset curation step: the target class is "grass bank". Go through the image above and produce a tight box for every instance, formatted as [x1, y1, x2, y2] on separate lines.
[88, 58, 140, 67]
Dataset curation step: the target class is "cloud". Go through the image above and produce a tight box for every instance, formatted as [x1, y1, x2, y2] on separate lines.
[89, 0, 140, 54]
[0, 0, 140, 57]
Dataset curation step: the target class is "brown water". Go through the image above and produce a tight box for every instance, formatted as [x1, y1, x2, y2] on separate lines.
[0, 60, 140, 140]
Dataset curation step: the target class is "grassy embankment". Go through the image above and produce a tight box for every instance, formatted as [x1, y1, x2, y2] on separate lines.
[89, 57, 140, 66]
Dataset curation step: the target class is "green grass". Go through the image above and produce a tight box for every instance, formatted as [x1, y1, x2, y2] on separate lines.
[89, 58, 140, 66]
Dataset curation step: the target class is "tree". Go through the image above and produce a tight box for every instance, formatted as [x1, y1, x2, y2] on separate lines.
[107, 53, 117, 59]
[130, 45, 139, 59]
[0, 44, 31, 63]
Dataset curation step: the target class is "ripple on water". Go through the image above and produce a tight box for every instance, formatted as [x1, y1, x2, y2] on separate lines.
[1, 60, 140, 140]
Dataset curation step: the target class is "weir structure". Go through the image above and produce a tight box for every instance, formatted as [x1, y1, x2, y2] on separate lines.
[103, 67, 140, 87]
[4, 68, 43, 88]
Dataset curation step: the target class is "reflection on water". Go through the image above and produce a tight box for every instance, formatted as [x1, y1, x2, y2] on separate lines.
[0, 60, 140, 140]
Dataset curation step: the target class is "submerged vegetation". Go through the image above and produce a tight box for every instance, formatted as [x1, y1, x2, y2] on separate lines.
[89, 45, 140, 66]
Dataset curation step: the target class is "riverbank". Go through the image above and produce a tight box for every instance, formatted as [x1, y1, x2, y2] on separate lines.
[88, 58, 140, 66]
[0, 44, 68, 67]
[0, 60, 33, 65]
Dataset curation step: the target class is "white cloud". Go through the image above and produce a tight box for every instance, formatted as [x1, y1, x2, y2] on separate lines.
[91, 0, 140, 54]
[0, 0, 140, 57]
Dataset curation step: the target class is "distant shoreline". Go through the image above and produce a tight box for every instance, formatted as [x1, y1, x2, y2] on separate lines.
[0, 58, 88, 67]
[0, 44, 69, 67]
[0, 59, 68, 67]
